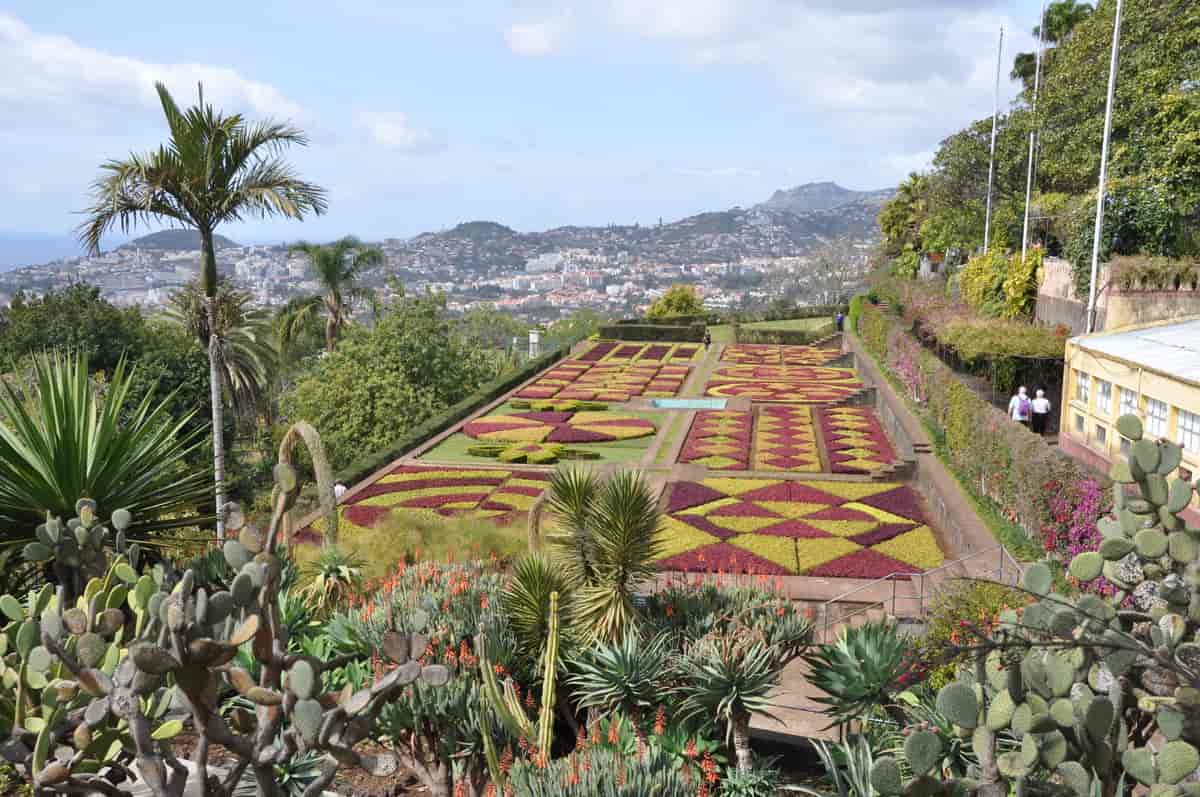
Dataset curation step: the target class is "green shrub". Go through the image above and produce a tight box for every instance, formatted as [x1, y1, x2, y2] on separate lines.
[918, 580, 1026, 690]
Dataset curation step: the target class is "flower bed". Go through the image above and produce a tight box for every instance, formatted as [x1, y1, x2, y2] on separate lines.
[678, 410, 752, 470]
[753, 406, 821, 471]
[705, 379, 864, 404]
[463, 410, 656, 443]
[299, 466, 551, 543]
[656, 477, 942, 577]
[817, 406, 897, 474]
[721, 344, 842, 366]
[515, 350, 691, 402]
[713, 364, 858, 383]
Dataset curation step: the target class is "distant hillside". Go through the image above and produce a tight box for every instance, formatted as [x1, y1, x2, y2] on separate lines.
[756, 181, 893, 215]
[397, 181, 895, 272]
[120, 230, 240, 251]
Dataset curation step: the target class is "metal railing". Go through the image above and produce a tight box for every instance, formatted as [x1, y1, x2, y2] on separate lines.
[818, 545, 1024, 642]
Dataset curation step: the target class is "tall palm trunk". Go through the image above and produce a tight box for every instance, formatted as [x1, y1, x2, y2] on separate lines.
[201, 230, 228, 539]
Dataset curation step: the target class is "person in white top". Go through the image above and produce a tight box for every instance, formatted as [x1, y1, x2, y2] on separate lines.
[1030, 388, 1052, 435]
[1008, 386, 1032, 426]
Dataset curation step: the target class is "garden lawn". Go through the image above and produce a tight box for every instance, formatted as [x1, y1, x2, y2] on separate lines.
[707, 324, 735, 343]
[743, 317, 832, 332]
[656, 478, 942, 578]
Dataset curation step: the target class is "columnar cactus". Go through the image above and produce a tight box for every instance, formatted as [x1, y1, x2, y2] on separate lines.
[871, 415, 1200, 797]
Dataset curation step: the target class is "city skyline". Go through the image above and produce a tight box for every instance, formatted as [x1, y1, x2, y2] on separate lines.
[3, 0, 1039, 248]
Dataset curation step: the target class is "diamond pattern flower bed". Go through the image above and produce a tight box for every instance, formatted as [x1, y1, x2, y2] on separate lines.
[721, 344, 842, 366]
[464, 410, 655, 443]
[818, 407, 897, 474]
[656, 478, 941, 577]
[300, 466, 551, 542]
[753, 406, 821, 471]
[678, 410, 752, 470]
[705, 380, 864, 404]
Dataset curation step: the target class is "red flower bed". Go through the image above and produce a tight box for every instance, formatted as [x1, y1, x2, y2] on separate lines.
[678, 411, 752, 470]
[818, 407, 897, 474]
[641, 344, 673, 361]
[578, 341, 618, 361]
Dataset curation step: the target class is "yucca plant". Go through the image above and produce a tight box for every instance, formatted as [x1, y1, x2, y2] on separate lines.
[802, 620, 909, 730]
[546, 468, 662, 644]
[0, 352, 211, 547]
[503, 553, 576, 664]
[676, 633, 781, 773]
[568, 632, 672, 749]
[797, 737, 876, 797]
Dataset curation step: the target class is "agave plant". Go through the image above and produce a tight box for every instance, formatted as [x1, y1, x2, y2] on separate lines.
[546, 468, 662, 644]
[568, 632, 672, 749]
[676, 633, 782, 773]
[297, 546, 364, 618]
[797, 737, 877, 797]
[802, 620, 909, 729]
[0, 352, 211, 546]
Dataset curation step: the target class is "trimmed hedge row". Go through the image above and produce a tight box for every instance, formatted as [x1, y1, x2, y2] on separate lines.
[733, 321, 837, 345]
[333, 345, 571, 487]
[858, 301, 1102, 551]
[615, 314, 719, 327]
[597, 323, 706, 341]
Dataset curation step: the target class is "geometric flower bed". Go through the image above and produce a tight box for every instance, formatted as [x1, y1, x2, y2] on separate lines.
[465, 442, 601, 465]
[818, 407, 898, 474]
[515, 357, 691, 402]
[464, 410, 656, 444]
[656, 478, 942, 578]
[577, 340, 703, 364]
[705, 379, 864, 404]
[721, 344, 842, 366]
[299, 466, 551, 542]
[678, 411, 752, 470]
[712, 365, 859, 384]
[752, 406, 821, 472]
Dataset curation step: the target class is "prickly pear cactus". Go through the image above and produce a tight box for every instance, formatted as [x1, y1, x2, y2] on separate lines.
[0, 518, 176, 794]
[872, 416, 1200, 797]
[23, 499, 141, 604]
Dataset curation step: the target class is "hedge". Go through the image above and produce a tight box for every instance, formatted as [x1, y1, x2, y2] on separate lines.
[733, 320, 837, 345]
[597, 323, 706, 342]
[614, 314, 719, 327]
[333, 345, 571, 487]
[857, 301, 1104, 553]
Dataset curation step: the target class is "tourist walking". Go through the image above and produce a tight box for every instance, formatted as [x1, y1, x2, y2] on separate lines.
[835, 311, 845, 332]
[1008, 386, 1032, 427]
[1031, 388, 1052, 435]
[703, 331, 712, 349]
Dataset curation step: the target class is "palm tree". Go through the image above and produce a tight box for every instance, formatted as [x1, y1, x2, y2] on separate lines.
[545, 468, 662, 645]
[278, 237, 384, 353]
[0, 353, 211, 554]
[79, 82, 326, 539]
[163, 279, 278, 425]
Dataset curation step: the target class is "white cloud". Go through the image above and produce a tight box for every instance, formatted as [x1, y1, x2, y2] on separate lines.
[504, 12, 573, 56]
[354, 111, 438, 152]
[673, 166, 762, 179]
[0, 13, 304, 122]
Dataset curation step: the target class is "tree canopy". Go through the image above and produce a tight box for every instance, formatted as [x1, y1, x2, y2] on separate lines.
[646, 285, 705, 319]
[279, 293, 507, 469]
[0, 284, 144, 373]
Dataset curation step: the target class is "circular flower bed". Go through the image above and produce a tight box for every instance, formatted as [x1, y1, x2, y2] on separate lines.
[463, 411, 656, 444]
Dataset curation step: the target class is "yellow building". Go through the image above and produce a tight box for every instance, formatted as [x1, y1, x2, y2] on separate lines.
[1061, 317, 1200, 518]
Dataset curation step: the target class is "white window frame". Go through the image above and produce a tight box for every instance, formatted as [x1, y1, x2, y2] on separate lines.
[1178, 408, 1200, 454]
[1094, 424, 1107, 446]
[1096, 379, 1112, 414]
[1147, 398, 1168, 438]
[1076, 371, 1090, 403]
[1120, 387, 1139, 418]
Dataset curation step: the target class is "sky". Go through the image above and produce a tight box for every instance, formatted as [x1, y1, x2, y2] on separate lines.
[0, 0, 1043, 251]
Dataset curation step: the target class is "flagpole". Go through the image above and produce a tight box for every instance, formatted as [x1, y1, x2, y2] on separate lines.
[1021, 1, 1048, 263]
[1086, 0, 1124, 334]
[983, 26, 1004, 253]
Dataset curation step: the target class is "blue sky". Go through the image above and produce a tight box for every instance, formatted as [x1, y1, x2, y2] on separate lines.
[1, 0, 1043, 249]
